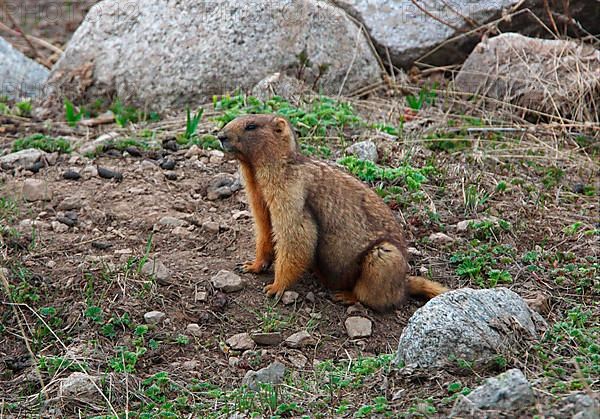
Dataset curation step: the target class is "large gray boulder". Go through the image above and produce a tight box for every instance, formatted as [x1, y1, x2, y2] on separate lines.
[396, 288, 547, 369]
[333, 0, 600, 69]
[455, 33, 600, 122]
[43, 0, 381, 112]
[0, 37, 49, 100]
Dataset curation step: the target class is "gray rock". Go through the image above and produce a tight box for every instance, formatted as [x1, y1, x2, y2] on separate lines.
[0, 149, 46, 169]
[43, 0, 380, 112]
[252, 72, 310, 103]
[281, 291, 300, 305]
[211, 270, 244, 293]
[0, 37, 49, 100]
[242, 361, 286, 391]
[333, 1, 599, 69]
[144, 311, 166, 324]
[51, 220, 69, 233]
[60, 372, 99, 400]
[455, 33, 600, 122]
[251, 332, 283, 346]
[345, 316, 372, 338]
[22, 179, 52, 201]
[141, 260, 171, 284]
[158, 216, 185, 227]
[284, 330, 316, 348]
[226, 333, 255, 351]
[396, 288, 547, 369]
[345, 140, 378, 162]
[186, 323, 202, 337]
[57, 196, 83, 211]
[207, 174, 239, 201]
[450, 369, 534, 417]
[287, 351, 308, 369]
[428, 232, 455, 244]
[202, 221, 221, 233]
[557, 393, 600, 419]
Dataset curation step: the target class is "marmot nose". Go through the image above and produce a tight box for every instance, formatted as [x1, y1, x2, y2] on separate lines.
[217, 133, 228, 143]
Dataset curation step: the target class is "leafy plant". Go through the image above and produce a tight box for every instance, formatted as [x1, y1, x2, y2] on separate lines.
[64, 98, 83, 127]
[184, 107, 204, 140]
[12, 134, 71, 153]
[405, 84, 437, 111]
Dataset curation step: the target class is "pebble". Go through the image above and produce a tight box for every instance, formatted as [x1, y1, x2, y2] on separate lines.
[56, 216, 76, 227]
[57, 196, 83, 211]
[144, 311, 166, 324]
[242, 361, 286, 391]
[62, 170, 81, 180]
[345, 316, 372, 339]
[160, 159, 176, 170]
[345, 140, 378, 162]
[211, 270, 244, 293]
[281, 291, 299, 305]
[164, 171, 178, 181]
[232, 210, 251, 220]
[226, 333, 255, 351]
[97, 167, 123, 182]
[185, 145, 204, 158]
[60, 372, 98, 401]
[186, 323, 202, 337]
[125, 146, 142, 157]
[51, 220, 69, 233]
[251, 332, 283, 346]
[195, 291, 208, 302]
[428, 232, 455, 244]
[141, 260, 171, 284]
[22, 179, 52, 201]
[284, 330, 316, 348]
[158, 216, 186, 227]
[82, 165, 98, 178]
[287, 351, 308, 369]
[305, 292, 315, 303]
[202, 221, 220, 233]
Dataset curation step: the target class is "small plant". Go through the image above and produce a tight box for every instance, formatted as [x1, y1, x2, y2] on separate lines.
[15, 100, 32, 117]
[464, 184, 490, 214]
[184, 107, 204, 140]
[84, 305, 104, 324]
[12, 133, 71, 154]
[110, 99, 160, 127]
[64, 98, 83, 127]
[405, 84, 437, 111]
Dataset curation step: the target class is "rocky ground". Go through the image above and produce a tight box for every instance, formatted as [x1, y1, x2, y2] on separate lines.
[0, 89, 598, 417]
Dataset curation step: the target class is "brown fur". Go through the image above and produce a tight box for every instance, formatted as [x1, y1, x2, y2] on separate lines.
[217, 114, 448, 311]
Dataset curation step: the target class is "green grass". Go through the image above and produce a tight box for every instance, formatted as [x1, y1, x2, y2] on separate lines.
[12, 133, 71, 154]
[450, 241, 515, 287]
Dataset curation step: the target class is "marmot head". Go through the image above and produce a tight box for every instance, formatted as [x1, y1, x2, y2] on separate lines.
[217, 114, 298, 164]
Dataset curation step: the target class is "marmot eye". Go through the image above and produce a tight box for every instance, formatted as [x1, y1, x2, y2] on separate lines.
[245, 124, 257, 131]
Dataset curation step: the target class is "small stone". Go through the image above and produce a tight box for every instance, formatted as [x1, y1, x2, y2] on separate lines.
[242, 361, 286, 391]
[251, 332, 283, 346]
[140, 160, 157, 171]
[172, 226, 190, 236]
[524, 292, 551, 315]
[97, 167, 123, 181]
[228, 357, 240, 367]
[209, 150, 225, 164]
[345, 140, 378, 162]
[182, 360, 199, 370]
[346, 303, 365, 316]
[557, 392, 599, 419]
[281, 291, 299, 305]
[232, 210, 251, 220]
[141, 260, 171, 284]
[56, 216, 76, 227]
[207, 173, 237, 200]
[79, 132, 119, 155]
[572, 183, 586, 194]
[287, 351, 308, 369]
[60, 372, 98, 400]
[284, 330, 316, 348]
[451, 369, 534, 416]
[165, 171, 178, 181]
[22, 179, 51, 201]
[125, 146, 142, 157]
[57, 196, 83, 211]
[164, 140, 178, 152]
[226, 333, 255, 351]
[160, 159, 176, 170]
[428, 232, 455, 244]
[305, 292, 315, 303]
[144, 311, 166, 324]
[51, 220, 69, 233]
[407, 247, 422, 256]
[195, 291, 208, 302]
[202, 221, 220, 233]
[345, 316, 372, 338]
[62, 170, 81, 180]
[211, 270, 244, 293]
[185, 145, 204, 158]
[92, 241, 112, 250]
[158, 216, 185, 227]
[186, 323, 202, 337]
[82, 165, 98, 178]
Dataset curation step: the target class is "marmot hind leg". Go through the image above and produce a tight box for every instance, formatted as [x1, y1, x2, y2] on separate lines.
[351, 241, 408, 312]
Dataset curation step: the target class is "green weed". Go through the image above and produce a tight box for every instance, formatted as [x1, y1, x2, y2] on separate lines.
[12, 133, 71, 154]
[64, 98, 83, 127]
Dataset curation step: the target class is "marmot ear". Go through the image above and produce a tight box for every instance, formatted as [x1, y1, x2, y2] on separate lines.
[273, 117, 288, 135]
